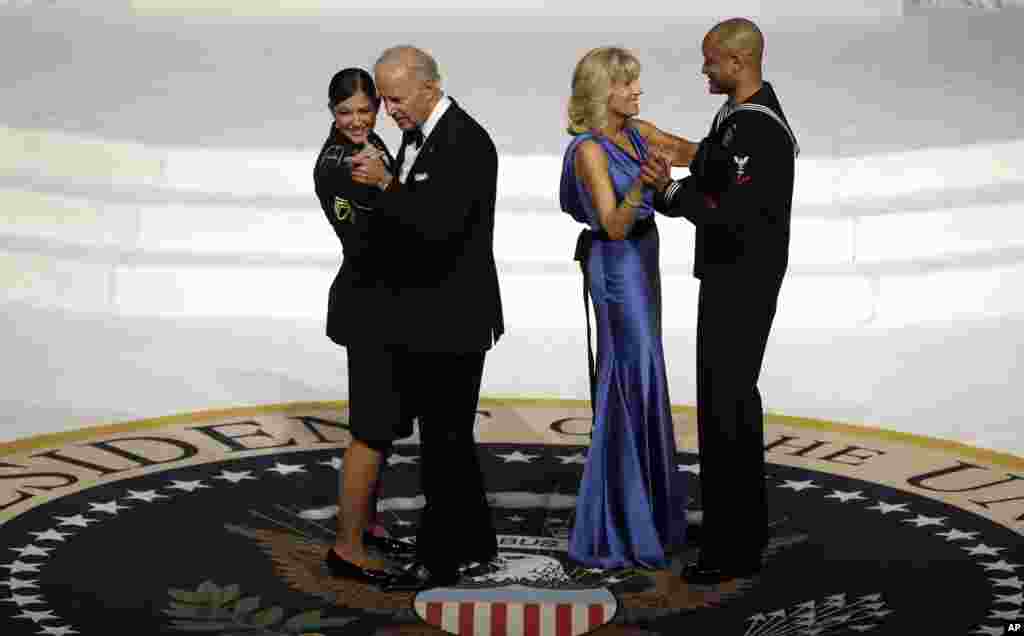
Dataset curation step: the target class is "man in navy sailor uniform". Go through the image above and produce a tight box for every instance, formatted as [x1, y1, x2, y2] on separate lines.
[641, 17, 799, 584]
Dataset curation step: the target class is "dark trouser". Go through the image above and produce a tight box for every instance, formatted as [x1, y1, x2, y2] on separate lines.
[412, 350, 497, 575]
[348, 348, 495, 573]
[349, 346, 496, 576]
[695, 272, 783, 566]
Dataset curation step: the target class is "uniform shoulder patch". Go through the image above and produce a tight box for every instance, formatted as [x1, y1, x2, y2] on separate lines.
[733, 154, 752, 184]
[333, 196, 353, 222]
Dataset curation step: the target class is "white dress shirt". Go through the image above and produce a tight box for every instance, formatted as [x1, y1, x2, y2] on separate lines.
[399, 94, 451, 184]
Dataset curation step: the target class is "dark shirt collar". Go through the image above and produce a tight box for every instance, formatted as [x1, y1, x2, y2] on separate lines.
[740, 81, 777, 108]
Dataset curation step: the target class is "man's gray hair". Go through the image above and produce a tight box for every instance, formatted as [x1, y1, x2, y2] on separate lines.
[375, 45, 442, 83]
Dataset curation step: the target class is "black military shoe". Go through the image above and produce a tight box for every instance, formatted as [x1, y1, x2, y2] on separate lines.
[379, 561, 458, 592]
[681, 556, 762, 585]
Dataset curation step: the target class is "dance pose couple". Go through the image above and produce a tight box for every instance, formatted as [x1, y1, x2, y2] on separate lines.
[313, 17, 797, 591]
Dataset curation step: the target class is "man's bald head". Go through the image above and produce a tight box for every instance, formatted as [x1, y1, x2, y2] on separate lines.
[707, 17, 764, 68]
[701, 17, 764, 99]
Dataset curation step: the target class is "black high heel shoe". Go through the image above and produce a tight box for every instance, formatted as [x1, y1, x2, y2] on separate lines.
[323, 548, 395, 586]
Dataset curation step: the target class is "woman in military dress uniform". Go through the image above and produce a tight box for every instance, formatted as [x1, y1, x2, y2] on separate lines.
[313, 67, 414, 584]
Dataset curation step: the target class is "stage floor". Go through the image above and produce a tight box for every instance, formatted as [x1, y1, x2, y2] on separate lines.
[1, 401, 1021, 635]
[2, 10, 1023, 633]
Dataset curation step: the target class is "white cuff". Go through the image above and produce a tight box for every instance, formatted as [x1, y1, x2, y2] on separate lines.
[663, 179, 682, 206]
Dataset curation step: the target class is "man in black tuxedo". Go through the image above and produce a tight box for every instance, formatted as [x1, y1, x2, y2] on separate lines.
[347, 45, 503, 590]
[641, 18, 799, 584]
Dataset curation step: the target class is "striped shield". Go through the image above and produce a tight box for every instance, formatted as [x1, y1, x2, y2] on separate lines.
[414, 584, 617, 636]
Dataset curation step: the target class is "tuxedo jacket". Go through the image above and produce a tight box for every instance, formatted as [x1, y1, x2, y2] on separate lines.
[655, 81, 797, 280]
[318, 99, 504, 353]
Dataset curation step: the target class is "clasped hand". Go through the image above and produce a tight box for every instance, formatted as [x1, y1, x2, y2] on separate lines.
[350, 147, 392, 190]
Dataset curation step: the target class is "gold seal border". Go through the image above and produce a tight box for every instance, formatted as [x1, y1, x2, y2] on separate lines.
[2, 398, 1021, 471]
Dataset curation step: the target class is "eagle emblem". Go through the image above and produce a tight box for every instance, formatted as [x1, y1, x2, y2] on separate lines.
[733, 155, 750, 176]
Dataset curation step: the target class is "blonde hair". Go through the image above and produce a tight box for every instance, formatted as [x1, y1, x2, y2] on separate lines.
[566, 46, 641, 136]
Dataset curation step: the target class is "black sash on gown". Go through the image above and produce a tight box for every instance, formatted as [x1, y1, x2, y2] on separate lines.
[573, 214, 656, 415]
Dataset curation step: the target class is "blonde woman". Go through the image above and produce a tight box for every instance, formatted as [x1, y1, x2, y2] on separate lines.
[559, 46, 697, 570]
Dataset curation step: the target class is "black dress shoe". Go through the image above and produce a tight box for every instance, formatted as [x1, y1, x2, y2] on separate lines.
[681, 561, 727, 585]
[323, 548, 395, 586]
[681, 558, 762, 585]
[379, 561, 458, 592]
[454, 558, 503, 581]
[363, 532, 416, 558]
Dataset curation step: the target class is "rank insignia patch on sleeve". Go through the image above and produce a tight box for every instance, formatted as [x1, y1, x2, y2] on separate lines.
[333, 197, 354, 222]
[733, 155, 751, 184]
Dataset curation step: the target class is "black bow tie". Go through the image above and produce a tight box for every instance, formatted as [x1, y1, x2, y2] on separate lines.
[403, 127, 425, 149]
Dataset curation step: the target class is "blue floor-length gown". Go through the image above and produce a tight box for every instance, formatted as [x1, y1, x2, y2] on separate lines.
[560, 127, 687, 570]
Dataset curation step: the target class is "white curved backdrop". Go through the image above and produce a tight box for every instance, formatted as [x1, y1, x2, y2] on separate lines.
[1, 1, 1022, 455]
